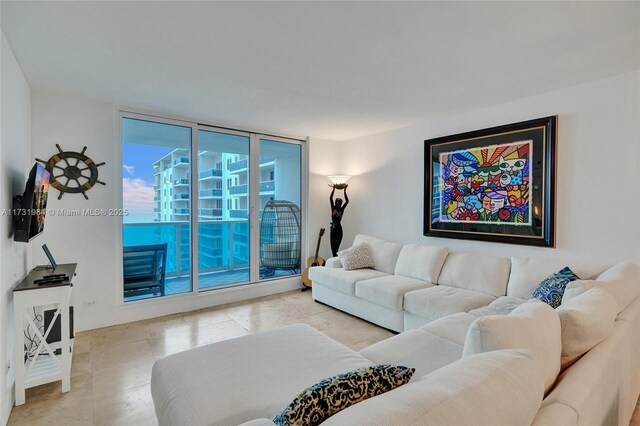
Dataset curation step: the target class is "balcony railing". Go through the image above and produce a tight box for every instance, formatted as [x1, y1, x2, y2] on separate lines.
[228, 181, 274, 195]
[123, 220, 250, 280]
[175, 178, 189, 186]
[174, 193, 189, 200]
[173, 157, 189, 166]
[229, 209, 248, 218]
[199, 189, 222, 198]
[229, 184, 248, 195]
[228, 159, 248, 172]
[174, 208, 189, 215]
[199, 168, 223, 179]
[199, 208, 222, 217]
[260, 180, 274, 192]
[228, 157, 275, 172]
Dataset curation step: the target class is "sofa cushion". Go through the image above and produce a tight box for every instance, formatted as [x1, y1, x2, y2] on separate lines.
[324, 257, 342, 268]
[359, 329, 463, 378]
[355, 275, 433, 311]
[507, 256, 610, 299]
[394, 244, 448, 283]
[353, 234, 403, 275]
[557, 288, 617, 369]
[462, 300, 561, 391]
[308, 267, 388, 296]
[403, 286, 496, 322]
[532, 267, 579, 309]
[324, 349, 544, 426]
[239, 419, 277, 426]
[273, 365, 414, 426]
[437, 252, 510, 297]
[337, 243, 375, 271]
[468, 296, 526, 317]
[150, 324, 373, 426]
[419, 313, 477, 345]
[597, 262, 640, 283]
[563, 263, 640, 314]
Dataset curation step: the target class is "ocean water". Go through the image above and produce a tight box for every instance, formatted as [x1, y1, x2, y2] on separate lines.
[122, 221, 250, 275]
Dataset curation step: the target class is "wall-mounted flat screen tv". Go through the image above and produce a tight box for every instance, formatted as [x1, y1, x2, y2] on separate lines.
[13, 163, 50, 242]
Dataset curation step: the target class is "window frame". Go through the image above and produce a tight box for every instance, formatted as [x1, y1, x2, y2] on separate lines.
[116, 109, 308, 307]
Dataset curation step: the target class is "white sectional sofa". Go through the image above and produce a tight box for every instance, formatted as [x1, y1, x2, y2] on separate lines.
[309, 234, 613, 332]
[151, 233, 640, 426]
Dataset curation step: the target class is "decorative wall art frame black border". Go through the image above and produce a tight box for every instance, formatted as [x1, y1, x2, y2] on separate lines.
[424, 116, 557, 247]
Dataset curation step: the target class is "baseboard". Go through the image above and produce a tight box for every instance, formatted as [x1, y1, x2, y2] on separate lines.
[78, 276, 304, 332]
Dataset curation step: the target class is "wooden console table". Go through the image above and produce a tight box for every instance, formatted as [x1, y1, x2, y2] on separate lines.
[12, 263, 76, 405]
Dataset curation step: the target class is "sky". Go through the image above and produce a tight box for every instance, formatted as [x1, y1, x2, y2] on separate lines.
[122, 143, 173, 223]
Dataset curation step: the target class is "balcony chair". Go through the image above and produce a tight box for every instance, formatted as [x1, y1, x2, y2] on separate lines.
[260, 200, 301, 276]
[123, 243, 168, 299]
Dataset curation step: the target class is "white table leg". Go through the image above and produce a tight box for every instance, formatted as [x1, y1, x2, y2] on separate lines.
[13, 298, 25, 405]
[60, 288, 70, 393]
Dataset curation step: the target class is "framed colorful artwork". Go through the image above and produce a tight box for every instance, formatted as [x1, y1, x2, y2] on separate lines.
[424, 116, 557, 247]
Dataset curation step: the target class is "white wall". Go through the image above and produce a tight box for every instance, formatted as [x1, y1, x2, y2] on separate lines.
[0, 31, 32, 426]
[339, 70, 640, 264]
[30, 91, 339, 332]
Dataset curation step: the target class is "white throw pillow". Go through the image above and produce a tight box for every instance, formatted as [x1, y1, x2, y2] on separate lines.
[462, 300, 561, 391]
[562, 263, 640, 314]
[323, 349, 544, 426]
[556, 288, 617, 369]
[337, 243, 375, 271]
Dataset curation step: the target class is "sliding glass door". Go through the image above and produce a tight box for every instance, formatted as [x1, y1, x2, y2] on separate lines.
[121, 114, 304, 302]
[258, 138, 302, 280]
[122, 117, 193, 301]
[197, 128, 251, 289]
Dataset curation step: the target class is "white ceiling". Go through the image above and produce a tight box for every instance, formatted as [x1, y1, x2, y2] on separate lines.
[2, 1, 639, 141]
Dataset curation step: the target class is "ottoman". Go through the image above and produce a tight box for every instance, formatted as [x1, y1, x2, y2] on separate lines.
[151, 324, 372, 426]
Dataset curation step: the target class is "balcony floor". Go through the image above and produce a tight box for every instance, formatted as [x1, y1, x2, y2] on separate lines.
[124, 268, 297, 302]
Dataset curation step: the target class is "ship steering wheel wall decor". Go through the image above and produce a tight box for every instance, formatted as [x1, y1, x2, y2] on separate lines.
[36, 144, 106, 200]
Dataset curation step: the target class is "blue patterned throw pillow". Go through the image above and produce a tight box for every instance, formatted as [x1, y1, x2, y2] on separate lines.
[533, 267, 579, 308]
[273, 364, 414, 426]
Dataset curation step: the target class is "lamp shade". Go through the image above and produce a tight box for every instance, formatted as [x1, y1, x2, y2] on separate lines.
[327, 175, 351, 185]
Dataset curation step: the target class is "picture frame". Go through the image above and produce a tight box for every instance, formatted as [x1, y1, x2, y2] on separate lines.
[424, 116, 557, 247]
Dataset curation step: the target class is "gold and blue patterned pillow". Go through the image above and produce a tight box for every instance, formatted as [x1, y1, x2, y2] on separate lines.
[273, 364, 414, 426]
[533, 266, 579, 309]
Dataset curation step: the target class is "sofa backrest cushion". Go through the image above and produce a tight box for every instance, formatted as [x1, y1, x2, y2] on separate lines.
[462, 300, 561, 391]
[507, 257, 611, 299]
[394, 244, 448, 283]
[323, 349, 544, 426]
[437, 252, 510, 297]
[352, 234, 403, 275]
[597, 262, 640, 283]
[556, 288, 617, 369]
[562, 263, 640, 315]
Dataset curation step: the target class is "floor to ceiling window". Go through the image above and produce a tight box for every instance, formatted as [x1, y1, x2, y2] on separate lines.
[122, 117, 193, 301]
[258, 138, 302, 280]
[120, 113, 305, 302]
[197, 128, 251, 289]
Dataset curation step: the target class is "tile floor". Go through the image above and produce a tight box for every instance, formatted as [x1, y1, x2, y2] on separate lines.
[7, 289, 640, 425]
[7, 289, 393, 426]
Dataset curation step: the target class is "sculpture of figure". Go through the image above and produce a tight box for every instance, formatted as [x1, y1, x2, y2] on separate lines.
[330, 185, 349, 257]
